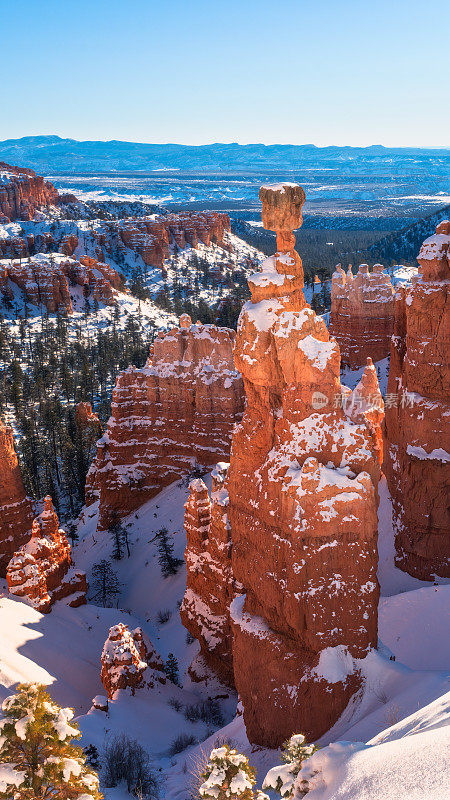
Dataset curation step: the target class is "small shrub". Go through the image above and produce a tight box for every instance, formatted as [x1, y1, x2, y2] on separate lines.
[168, 732, 197, 756]
[102, 733, 159, 797]
[184, 698, 224, 727]
[157, 608, 172, 625]
[168, 697, 183, 713]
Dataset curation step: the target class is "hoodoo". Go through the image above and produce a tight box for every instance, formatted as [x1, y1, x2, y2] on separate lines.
[101, 623, 166, 698]
[0, 418, 34, 577]
[6, 496, 87, 612]
[226, 183, 383, 747]
[384, 221, 450, 580]
[86, 317, 244, 530]
[329, 262, 395, 368]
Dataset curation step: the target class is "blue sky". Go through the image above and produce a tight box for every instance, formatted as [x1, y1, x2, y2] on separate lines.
[1, 0, 449, 146]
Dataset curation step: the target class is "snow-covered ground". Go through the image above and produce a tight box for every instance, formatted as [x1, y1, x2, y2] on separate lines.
[0, 471, 448, 799]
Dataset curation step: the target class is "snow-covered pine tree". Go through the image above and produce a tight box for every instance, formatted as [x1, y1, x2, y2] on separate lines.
[199, 746, 263, 800]
[262, 733, 318, 798]
[0, 683, 102, 799]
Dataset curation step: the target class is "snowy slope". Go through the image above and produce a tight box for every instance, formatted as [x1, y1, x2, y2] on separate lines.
[0, 475, 449, 799]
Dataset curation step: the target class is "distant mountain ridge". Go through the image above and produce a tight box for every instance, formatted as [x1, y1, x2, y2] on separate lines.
[0, 135, 449, 175]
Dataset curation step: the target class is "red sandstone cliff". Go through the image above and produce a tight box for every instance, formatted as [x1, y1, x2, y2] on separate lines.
[383, 221, 450, 580]
[0, 163, 60, 221]
[0, 418, 34, 576]
[101, 623, 166, 698]
[0, 253, 121, 311]
[180, 463, 236, 685]
[86, 315, 244, 530]
[6, 496, 87, 612]
[225, 183, 383, 747]
[329, 263, 395, 368]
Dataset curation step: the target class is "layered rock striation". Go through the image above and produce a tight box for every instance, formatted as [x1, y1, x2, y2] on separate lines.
[180, 463, 236, 685]
[329, 263, 395, 368]
[6, 496, 87, 612]
[0, 253, 122, 311]
[227, 183, 383, 747]
[101, 623, 166, 698]
[86, 316, 244, 529]
[0, 418, 34, 576]
[383, 221, 450, 580]
[0, 162, 60, 222]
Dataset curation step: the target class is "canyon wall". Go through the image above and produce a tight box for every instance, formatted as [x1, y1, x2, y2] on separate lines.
[226, 183, 383, 747]
[383, 221, 450, 580]
[0, 253, 121, 311]
[180, 463, 236, 685]
[329, 263, 395, 368]
[0, 418, 34, 576]
[0, 162, 60, 221]
[86, 315, 244, 530]
[6, 496, 87, 612]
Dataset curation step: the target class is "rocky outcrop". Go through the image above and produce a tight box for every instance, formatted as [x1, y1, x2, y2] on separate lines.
[329, 263, 395, 368]
[383, 221, 450, 580]
[75, 402, 102, 435]
[0, 230, 78, 260]
[180, 463, 236, 685]
[226, 183, 383, 747]
[101, 623, 166, 698]
[0, 162, 60, 221]
[0, 418, 34, 577]
[86, 316, 244, 529]
[0, 253, 121, 311]
[90, 212, 231, 269]
[6, 496, 87, 612]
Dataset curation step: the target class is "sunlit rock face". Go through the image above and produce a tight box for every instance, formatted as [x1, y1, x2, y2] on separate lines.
[329, 262, 395, 368]
[0, 162, 60, 221]
[0, 417, 34, 577]
[0, 254, 122, 311]
[6, 496, 87, 612]
[383, 220, 450, 581]
[100, 211, 231, 269]
[101, 623, 166, 698]
[227, 183, 383, 747]
[86, 316, 245, 530]
[180, 463, 237, 686]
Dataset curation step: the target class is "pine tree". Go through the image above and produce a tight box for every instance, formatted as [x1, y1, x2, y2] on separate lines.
[0, 683, 102, 799]
[164, 653, 180, 686]
[199, 746, 258, 800]
[156, 527, 182, 578]
[90, 560, 121, 607]
[262, 733, 318, 798]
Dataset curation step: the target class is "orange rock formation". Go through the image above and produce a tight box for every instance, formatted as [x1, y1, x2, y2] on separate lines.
[226, 183, 383, 747]
[0, 162, 60, 221]
[0, 418, 34, 576]
[101, 623, 166, 698]
[0, 254, 121, 311]
[86, 316, 244, 530]
[383, 221, 450, 580]
[6, 496, 87, 612]
[329, 263, 395, 368]
[180, 463, 236, 685]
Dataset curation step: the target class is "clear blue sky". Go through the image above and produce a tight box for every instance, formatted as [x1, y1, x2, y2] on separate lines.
[1, 0, 449, 146]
